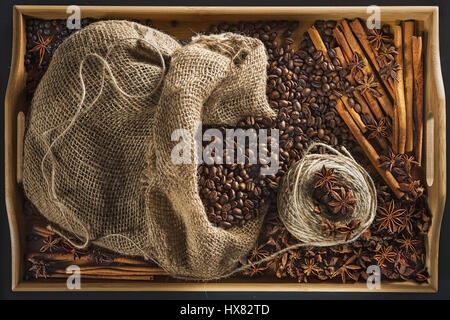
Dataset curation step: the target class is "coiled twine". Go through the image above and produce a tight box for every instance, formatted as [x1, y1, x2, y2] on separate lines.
[278, 142, 377, 246]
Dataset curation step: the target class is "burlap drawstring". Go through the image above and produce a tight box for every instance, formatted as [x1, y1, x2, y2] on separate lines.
[40, 36, 166, 253]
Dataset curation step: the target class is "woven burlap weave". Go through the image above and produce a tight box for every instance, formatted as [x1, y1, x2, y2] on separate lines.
[23, 21, 276, 280]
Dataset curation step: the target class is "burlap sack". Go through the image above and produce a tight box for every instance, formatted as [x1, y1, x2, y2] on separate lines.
[23, 20, 276, 279]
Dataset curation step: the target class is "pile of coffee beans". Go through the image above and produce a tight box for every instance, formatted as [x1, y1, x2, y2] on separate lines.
[199, 20, 357, 229]
[198, 117, 278, 229]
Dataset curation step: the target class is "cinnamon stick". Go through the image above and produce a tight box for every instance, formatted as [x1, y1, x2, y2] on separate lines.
[27, 252, 156, 268]
[334, 45, 388, 149]
[393, 25, 407, 154]
[114, 257, 150, 266]
[27, 252, 89, 263]
[349, 19, 395, 98]
[309, 27, 361, 130]
[309, 27, 371, 136]
[333, 27, 353, 62]
[76, 265, 167, 274]
[335, 100, 403, 198]
[402, 21, 415, 152]
[32, 225, 54, 238]
[334, 47, 376, 124]
[342, 96, 367, 132]
[54, 266, 167, 276]
[334, 47, 348, 68]
[308, 26, 330, 62]
[340, 20, 394, 118]
[412, 35, 424, 164]
[393, 106, 399, 153]
[38, 273, 155, 281]
[362, 90, 385, 121]
[334, 23, 388, 121]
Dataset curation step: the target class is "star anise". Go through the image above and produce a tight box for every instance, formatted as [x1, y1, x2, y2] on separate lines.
[28, 258, 50, 279]
[289, 250, 302, 262]
[285, 262, 297, 279]
[329, 187, 357, 216]
[378, 151, 401, 171]
[399, 154, 419, 173]
[399, 179, 424, 200]
[381, 61, 401, 82]
[314, 165, 337, 192]
[264, 236, 281, 252]
[392, 166, 411, 182]
[243, 264, 267, 277]
[374, 245, 397, 267]
[275, 252, 289, 278]
[300, 258, 321, 276]
[376, 44, 398, 67]
[347, 52, 365, 79]
[39, 235, 61, 253]
[61, 241, 89, 260]
[351, 248, 372, 269]
[336, 219, 361, 241]
[331, 255, 361, 283]
[29, 33, 53, 66]
[320, 218, 339, 240]
[367, 28, 393, 50]
[376, 200, 405, 233]
[396, 234, 421, 253]
[397, 208, 415, 236]
[366, 117, 391, 140]
[249, 244, 270, 261]
[396, 252, 415, 279]
[356, 73, 382, 97]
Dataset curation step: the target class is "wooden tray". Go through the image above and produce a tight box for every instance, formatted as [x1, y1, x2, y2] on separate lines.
[4, 5, 446, 292]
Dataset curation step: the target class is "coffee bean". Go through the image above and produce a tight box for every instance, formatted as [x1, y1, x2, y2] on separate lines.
[219, 194, 228, 205]
[223, 203, 232, 212]
[233, 208, 242, 216]
[348, 97, 355, 108]
[244, 200, 255, 209]
[302, 87, 312, 96]
[219, 221, 232, 229]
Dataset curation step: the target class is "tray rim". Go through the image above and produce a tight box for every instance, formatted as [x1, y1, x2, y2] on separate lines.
[4, 5, 446, 292]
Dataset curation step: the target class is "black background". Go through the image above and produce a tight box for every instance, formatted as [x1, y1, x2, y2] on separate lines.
[1, 0, 449, 300]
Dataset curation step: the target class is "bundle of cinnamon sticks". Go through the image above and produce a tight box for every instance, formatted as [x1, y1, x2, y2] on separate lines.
[308, 19, 424, 199]
[393, 21, 424, 163]
[27, 225, 167, 281]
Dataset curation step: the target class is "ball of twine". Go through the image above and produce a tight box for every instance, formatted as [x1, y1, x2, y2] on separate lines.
[278, 142, 377, 246]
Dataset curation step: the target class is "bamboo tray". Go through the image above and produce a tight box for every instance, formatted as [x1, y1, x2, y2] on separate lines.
[4, 5, 446, 292]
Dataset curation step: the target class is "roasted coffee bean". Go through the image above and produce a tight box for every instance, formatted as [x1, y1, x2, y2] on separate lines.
[219, 221, 232, 229]
[347, 97, 355, 108]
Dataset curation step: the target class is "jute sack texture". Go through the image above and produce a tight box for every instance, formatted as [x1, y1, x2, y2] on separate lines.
[23, 20, 276, 279]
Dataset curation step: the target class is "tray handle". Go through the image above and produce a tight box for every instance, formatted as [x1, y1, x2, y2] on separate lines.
[426, 11, 446, 199]
[16, 111, 25, 184]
